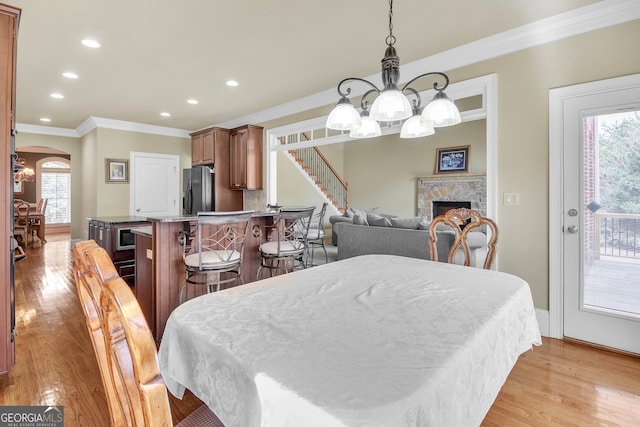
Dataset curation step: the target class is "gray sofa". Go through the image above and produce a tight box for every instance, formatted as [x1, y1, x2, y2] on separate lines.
[329, 208, 398, 246]
[335, 221, 487, 263]
[335, 222, 450, 261]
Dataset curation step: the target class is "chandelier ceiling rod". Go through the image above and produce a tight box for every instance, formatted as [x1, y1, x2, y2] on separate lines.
[326, 0, 461, 139]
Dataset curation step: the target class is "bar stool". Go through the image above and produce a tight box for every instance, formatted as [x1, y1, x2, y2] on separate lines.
[179, 210, 254, 303]
[257, 206, 315, 280]
[303, 202, 328, 266]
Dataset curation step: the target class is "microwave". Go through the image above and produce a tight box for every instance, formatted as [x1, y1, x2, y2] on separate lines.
[116, 226, 136, 251]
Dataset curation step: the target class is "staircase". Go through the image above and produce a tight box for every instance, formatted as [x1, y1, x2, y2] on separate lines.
[286, 146, 348, 213]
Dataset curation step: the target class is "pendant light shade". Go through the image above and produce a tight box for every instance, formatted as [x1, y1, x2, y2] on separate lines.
[400, 114, 435, 138]
[420, 91, 461, 128]
[326, 101, 361, 130]
[369, 89, 412, 122]
[350, 115, 382, 138]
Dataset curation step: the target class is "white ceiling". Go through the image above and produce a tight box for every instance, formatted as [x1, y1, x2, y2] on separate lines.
[10, 0, 607, 133]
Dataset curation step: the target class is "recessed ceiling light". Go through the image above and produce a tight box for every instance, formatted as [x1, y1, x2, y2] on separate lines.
[62, 72, 78, 79]
[50, 93, 64, 99]
[226, 80, 239, 87]
[187, 99, 198, 105]
[81, 39, 100, 48]
[160, 112, 171, 117]
[40, 118, 51, 122]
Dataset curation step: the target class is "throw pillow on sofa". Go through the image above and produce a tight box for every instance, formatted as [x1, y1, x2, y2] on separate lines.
[352, 213, 368, 226]
[366, 212, 392, 227]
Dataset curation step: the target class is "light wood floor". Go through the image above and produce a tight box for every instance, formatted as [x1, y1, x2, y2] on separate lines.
[1, 235, 639, 426]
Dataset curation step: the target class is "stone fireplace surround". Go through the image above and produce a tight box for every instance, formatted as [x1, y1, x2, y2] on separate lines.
[417, 174, 487, 221]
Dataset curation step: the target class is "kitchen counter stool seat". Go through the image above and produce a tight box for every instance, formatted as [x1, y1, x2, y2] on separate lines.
[179, 210, 254, 303]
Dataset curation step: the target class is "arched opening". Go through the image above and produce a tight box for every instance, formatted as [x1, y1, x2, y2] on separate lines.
[36, 157, 71, 233]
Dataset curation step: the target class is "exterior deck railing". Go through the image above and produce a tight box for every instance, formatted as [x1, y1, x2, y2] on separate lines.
[595, 213, 640, 259]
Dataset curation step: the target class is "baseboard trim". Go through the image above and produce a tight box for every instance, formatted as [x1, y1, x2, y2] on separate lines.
[536, 309, 550, 337]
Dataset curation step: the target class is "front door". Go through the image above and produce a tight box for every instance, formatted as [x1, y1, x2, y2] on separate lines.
[130, 152, 180, 217]
[561, 77, 640, 354]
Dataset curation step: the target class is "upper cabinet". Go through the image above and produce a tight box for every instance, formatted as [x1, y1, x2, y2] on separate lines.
[230, 125, 263, 190]
[190, 128, 215, 166]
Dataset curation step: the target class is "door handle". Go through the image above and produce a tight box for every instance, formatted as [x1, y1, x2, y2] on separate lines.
[136, 208, 141, 212]
[567, 225, 578, 233]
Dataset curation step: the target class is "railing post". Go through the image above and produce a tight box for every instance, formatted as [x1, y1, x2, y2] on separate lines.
[594, 213, 601, 261]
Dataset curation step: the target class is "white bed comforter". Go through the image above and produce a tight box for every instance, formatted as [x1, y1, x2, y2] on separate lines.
[159, 254, 541, 427]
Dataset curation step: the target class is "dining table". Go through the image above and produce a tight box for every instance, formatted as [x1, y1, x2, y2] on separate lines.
[158, 254, 541, 427]
[13, 200, 47, 244]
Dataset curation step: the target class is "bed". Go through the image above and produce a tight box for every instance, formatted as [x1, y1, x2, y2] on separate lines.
[159, 254, 541, 426]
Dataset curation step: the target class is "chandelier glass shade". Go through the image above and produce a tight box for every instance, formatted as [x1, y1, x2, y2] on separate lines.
[14, 158, 35, 182]
[325, 0, 461, 139]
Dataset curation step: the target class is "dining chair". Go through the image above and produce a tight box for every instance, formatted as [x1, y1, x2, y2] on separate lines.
[13, 200, 30, 246]
[73, 240, 126, 426]
[12, 237, 25, 262]
[178, 210, 254, 303]
[257, 206, 315, 279]
[428, 207, 498, 269]
[302, 202, 328, 266]
[29, 198, 47, 244]
[73, 240, 225, 427]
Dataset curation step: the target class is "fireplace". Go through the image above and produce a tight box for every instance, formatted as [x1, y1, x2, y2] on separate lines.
[416, 174, 486, 220]
[432, 201, 471, 219]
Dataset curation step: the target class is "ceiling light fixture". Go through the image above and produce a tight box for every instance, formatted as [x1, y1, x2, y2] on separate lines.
[326, 0, 461, 139]
[160, 112, 171, 117]
[39, 118, 51, 122]
[62, 72, 78, 79]
[81, 39, 100, 48]
[50, 93, 64, 99]
[13, 158, 34, 183]
[226, 80, 239, 87]
[187, 99, 198, 105]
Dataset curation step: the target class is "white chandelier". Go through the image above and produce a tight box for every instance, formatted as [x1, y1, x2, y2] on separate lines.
[14, 157, 35, 183]
[325, 0, 461, 139]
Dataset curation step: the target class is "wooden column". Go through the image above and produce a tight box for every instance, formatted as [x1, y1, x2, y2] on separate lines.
[0, 4, 20, 375]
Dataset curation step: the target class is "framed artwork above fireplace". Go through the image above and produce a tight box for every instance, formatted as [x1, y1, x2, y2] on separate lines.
[435, 145, 470, 174]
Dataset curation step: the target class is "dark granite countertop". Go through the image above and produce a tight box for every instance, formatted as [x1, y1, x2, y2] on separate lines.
[147, 210, 278, 223]
[88, 216, 150, 224]
[131, 225, 152, 237]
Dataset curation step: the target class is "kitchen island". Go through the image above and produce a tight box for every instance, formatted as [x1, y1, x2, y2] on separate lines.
[87, 216, 151, 286]
[136, 211, 278, 341]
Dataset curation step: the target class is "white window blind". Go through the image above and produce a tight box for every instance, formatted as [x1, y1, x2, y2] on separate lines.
[40, 160, 71, 224]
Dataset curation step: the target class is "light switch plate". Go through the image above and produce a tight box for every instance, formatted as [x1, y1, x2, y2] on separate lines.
[504, 192, 520, 206]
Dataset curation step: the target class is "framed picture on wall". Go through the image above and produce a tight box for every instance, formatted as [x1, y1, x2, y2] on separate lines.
[13, 180, 23, 195]
[106, 159, 129, 183]
[435, 145, 470, 174]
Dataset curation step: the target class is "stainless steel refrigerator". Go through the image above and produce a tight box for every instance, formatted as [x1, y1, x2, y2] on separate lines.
[183, 165, 215, 214]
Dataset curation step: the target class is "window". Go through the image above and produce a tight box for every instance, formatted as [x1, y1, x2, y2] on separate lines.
[38, 158, 71, 224]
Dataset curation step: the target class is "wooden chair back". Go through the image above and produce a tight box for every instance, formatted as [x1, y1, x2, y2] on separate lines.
[81, 244, 174, 426]
[36, 197, 48, 215]
[74, 240, 225, 427]
[428, 208, 499, 269]
[13, 200, 30, 243]
[73, 240, 127, 426]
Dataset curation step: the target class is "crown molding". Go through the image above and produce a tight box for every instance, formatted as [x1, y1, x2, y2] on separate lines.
[82, 117, 191, 139]
[16, 0, 640, 136]
[15, 123, 80, 138]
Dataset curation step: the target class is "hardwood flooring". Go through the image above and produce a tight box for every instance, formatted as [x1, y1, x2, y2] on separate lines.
[1, 234, 639, 426]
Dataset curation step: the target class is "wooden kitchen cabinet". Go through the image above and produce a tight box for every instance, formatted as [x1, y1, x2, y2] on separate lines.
[190, 128, 215, 166]
[230, 124, 263, 190]
[190, 127, 243, 211]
